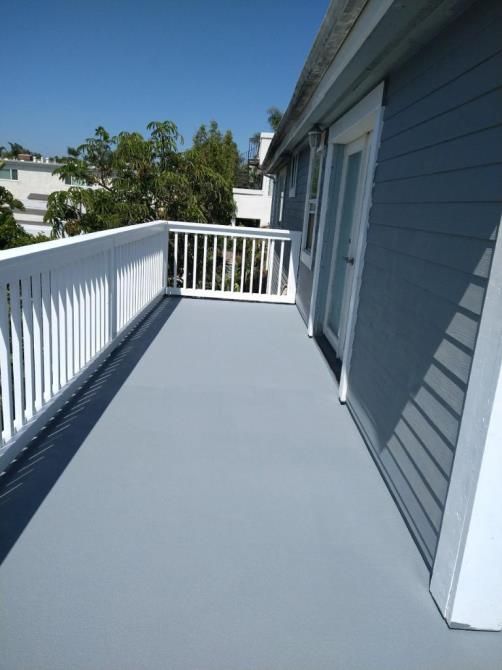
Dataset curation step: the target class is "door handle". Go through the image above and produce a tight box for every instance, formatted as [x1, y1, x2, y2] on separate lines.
[343, 256, 355, 265]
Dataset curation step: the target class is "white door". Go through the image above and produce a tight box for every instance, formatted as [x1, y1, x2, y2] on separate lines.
[323, 134, 369, 356]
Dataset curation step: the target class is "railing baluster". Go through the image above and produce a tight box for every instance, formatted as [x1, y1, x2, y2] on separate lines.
[10, 280, 24, 431]
[193, 233, 198, 289]
[32, 273, 43, 413]
[230, 238, 236, 291]
[104, 251, 110, 344]
[222, 237, 227, 291]
[250, 239, 256, 294]
[0, 284, 14, 441]
[212, 236, 217, 291]
[277, 240, 285, 296]
[202, 235, 208, 290]
[96, 254, 102, 351]
[84, 264, 91, 364]
[140, 245, 145, 309]
[103, 253, 108, 345]
[124, 245, 129, 324]
[72, 264, 80, 375]
[174, 232, 178, 288]
[135, 245, 141, 313]
[129, 245, 134, 319]
[41, 271, 52, 402]
[58, 266, 67, 386]
[183, 233, 188, 289]
[240, 238, 246, 293]
[131, 252, 136, 318]
[266, 240, 275, 295]
[78, 261, 86, 367]
[90, 259, 96, 358]
[259, 240, 265, 294]
[51, 270, 60, 394]
[115, 248, 121, 331]
[21, 277, 35, 422]
[119, 247, 125, 330]
[66, 267, 74, 379]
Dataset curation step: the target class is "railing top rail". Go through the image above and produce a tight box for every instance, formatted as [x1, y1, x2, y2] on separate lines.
[0, 219, 300, 281]
[0, 221, 166, 281]
[166, 220, 300, 241]
[0, 221, 165, 262]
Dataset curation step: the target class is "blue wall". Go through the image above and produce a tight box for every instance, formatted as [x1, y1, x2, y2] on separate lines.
[347, 0, 502, 567]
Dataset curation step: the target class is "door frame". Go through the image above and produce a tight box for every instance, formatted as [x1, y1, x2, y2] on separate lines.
[322, 134, 370, 354]
[308, 82, 385, 402]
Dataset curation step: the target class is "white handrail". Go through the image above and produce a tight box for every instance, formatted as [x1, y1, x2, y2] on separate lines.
[0, 220, 300, 471]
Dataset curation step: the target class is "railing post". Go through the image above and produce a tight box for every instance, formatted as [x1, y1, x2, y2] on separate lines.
[108, 244, 117, 340]
[162, 223, 169, 294]
[286, 232, 301, 303]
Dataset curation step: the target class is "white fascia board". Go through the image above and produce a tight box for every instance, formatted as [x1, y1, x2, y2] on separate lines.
[267, 0, 394, 171]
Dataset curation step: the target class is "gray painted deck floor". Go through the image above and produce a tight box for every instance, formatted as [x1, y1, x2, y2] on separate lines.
[1, 298, 501, 670]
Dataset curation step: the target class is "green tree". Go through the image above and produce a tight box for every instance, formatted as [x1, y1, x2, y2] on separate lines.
[191, 121, 241, 185]
[267, 106, 283, 131]
[0, 184, 48, 249]
[46, 121, 236, 238]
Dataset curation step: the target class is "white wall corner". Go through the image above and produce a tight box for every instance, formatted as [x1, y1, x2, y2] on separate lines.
[430, 216, 502, 631]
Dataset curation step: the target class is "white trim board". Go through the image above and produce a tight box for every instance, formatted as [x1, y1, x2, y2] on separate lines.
[430, 212, 502, 631]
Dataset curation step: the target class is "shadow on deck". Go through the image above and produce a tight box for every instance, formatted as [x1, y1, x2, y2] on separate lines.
[1, 297, 501, 670]
[0, 297, 180, 564]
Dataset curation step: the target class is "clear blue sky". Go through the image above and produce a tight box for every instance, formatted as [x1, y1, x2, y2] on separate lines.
[2, 0, 328, 157]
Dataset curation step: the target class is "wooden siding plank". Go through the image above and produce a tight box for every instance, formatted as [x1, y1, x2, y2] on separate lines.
[384, 0, 502, 116]
[376, 125, 502, 184]
[378, 89, 502, 161]
[383, 48, 502, 137]
[366, 226, 493, 279]
[363, 244, 486, 315]
[373, 164, 502, 205]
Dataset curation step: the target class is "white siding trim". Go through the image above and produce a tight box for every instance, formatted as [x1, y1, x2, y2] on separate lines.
[430, 212, 502, 631]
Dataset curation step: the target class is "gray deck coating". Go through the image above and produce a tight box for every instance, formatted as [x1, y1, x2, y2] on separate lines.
[1, 297, 501, 670]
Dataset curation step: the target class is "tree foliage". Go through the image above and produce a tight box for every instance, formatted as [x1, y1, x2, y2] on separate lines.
[0, 184, 48, 249]
[45, 121, 237, 237]
[191, 121, 241, 185]
[0, 142, 41, 159]
[267, 107, 283, 131]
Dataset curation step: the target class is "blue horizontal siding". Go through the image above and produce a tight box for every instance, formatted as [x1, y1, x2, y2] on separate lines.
[348, 0, 502, 567]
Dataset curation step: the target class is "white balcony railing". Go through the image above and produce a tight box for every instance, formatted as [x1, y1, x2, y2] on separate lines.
[166, 221, 300, 303]
[0, 221, 300, 470]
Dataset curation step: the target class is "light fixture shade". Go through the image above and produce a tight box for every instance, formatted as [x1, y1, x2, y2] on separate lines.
[308, 126, 322, 150]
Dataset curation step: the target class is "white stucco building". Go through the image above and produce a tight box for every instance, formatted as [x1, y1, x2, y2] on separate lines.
[3, 138, 276, 235]
[232, 132, 274, 228]
[0, 157, 75, 236]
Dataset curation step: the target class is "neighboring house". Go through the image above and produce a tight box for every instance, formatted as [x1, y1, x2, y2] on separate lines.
[264, 0, 502, 631]
[0, 157, 77, 235]
[2, 140, 274, 234]
[232, 132, 274, 227]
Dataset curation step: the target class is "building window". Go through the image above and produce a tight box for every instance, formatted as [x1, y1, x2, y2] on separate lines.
[301, 149, 322, 266]
[0, 168, 18, 180]
[277, 168, 286, 226]
[65, 175, 87, 186]
[288, 153, 299, 197]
